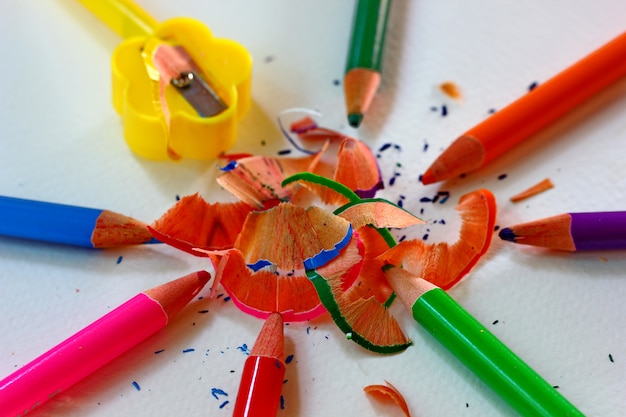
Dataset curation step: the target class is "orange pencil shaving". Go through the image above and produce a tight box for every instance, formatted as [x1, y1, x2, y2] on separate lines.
[233, 312, 286, 417]
[510, 178, 554, 202]
[439, 81, 463, 101]
[422, 31, 626, 184]
[364, 381, 411, 417]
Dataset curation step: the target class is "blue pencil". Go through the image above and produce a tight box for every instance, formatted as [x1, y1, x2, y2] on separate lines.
[0, 196, 159, 248]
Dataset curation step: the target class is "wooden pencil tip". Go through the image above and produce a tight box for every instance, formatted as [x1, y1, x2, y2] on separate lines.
[144, 270, 211, 321]
[250, 312, 284, 360]
[420, 169, 436, 185]
[348, 113, 363, 127]
[421, 135, 485, 184]
[498, 227, 517, 242]
[384, 267, 436, 310]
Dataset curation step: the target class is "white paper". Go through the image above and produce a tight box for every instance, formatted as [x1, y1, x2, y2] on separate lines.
[1, 1, 625, 416]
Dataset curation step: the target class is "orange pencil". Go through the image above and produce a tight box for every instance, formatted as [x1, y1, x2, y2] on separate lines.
[422, 31, 626, 184]
[232, 312, 285, 417]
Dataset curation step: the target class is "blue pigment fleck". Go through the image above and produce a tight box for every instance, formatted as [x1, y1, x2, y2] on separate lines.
[211, 388, 228, 400]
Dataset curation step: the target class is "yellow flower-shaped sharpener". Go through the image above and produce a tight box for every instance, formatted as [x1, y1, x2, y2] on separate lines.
[78, 0, 252, 160]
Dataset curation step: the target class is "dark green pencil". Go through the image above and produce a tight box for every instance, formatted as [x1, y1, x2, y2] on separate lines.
[344, 0, 391, 127]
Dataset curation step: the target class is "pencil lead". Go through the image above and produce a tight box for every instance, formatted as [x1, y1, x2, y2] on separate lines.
[498, 227, 516, 242]
[348, 113, 363, 128]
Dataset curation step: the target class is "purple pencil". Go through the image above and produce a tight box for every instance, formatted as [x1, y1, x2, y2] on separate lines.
[499, 211, 626, 251]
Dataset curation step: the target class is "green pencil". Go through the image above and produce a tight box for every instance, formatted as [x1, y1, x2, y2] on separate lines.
[385, 267, 585, 417]
[344, 0, 391, 128]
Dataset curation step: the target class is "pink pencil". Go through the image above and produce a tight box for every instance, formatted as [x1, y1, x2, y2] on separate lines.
[0, 270, 210, 416]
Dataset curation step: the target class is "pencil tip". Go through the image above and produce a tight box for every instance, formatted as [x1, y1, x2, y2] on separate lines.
[144, 270, 211, 320]
[498, 227, 516, 242]
[251, 312, 284, 359]
[420, 170, 436, 185]
[348, 113, 363, 127]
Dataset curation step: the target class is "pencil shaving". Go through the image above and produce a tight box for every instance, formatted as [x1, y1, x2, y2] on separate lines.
[510, 178, 554, 202]
[377, 189, 497, 290]
[364, 381, 411, 417]
[439, 81, 463, 102]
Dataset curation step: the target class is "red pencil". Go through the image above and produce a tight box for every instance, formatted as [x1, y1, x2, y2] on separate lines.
[232, 312, 285, 417]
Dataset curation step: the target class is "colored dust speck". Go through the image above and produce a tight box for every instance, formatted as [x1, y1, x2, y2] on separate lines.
[528, 81, 539, 91]
[182, 348, 195, 353]
[237, 344, 250, 355]
[441, 104, 448, 116]
[211, 387, 228, 400]
[378, 143, 392, 152]
[132, 381, 140, 391]
[175, 195, 181, 201]
[223, 296, 231, 302]
[333, 79, 340, 86]
[219, 400, 229, 409]
[285, 354, 294, 364]
[437, 191, 450, 204]
[280, 395, 285, 409]
[116, 256, 123, 264]
[154, 349, 165, 355]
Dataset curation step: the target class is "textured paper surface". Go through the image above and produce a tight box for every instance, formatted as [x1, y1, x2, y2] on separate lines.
[1, 1, 625, 416]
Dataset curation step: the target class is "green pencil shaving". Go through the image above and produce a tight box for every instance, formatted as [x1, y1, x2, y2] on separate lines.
[385, 267, 585, 417]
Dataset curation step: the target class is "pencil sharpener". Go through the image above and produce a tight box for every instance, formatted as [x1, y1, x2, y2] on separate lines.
[112, 17, 252, 160]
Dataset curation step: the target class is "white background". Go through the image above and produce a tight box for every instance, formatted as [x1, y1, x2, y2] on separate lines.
[1, 1, 625, 416]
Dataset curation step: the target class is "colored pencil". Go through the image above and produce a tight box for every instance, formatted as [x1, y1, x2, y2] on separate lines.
[499, 211, 626, 251]
[385, 267, 585, 417]
[232, 312, 285, 417]
[421, 31, 626, 184]
[0, 195, 158, 248]
[0, 270, 211, 417]
[344, 0, 392, 128]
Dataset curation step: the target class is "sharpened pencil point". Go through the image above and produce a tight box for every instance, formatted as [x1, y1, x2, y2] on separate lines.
[348, 113, 363, 128]
[420, 169, 436, 185]
[251, 312, 284, 359]
[498, 228, 516, 242]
